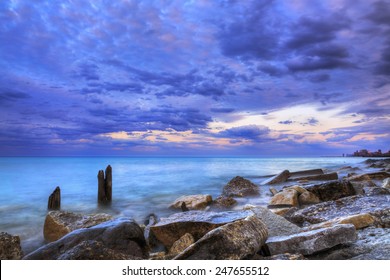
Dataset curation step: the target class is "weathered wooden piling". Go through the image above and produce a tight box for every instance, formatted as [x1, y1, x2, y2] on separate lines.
[97, 165, 112, 204]
[48, 186, 61, 210]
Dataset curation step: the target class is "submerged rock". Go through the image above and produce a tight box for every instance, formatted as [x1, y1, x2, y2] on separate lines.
[222, 176, 259, 197]
[150, 210, 252, 249]
[262, 170, 290, 185]
[170, 194, 212, 210]
[44, 211, 113, 242]
[264, 224, 357, 256]
[0, 232, 23, 260]
[24, 218, 148, 260]
[174, 215, 268, 260]
[286, 194, 390, 227]
[304, 180, 356, 201]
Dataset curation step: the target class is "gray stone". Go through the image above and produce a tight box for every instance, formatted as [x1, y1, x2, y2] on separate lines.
[174, 215, 268, 260]
[24, 218, 148, 260]
[0, 232, 23, 260]
[150, 210, 252, 249]
[250, 207, 301, 237]
[269, 189, 299, 207]
[304, 180, 356, 201]
[170, 194, 212, 210]
[262, 170, 290, 185]
[222, 176, 259, 197]
[265, 224, 357, 256]
[292, 172, 338, 181]
[348, 172, 390, 181]
[382, 178, 390, 189]
[44, 211, 113, 242]
[289, 169, 324, 178]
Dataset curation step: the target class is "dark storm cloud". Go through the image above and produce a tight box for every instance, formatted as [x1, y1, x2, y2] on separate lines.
[365, 1, 390, 26]
[0, 90, 31, 103]
[218, 125, 271, 141]
[286, 57, 352, 72]
[374, 41, 390, 75]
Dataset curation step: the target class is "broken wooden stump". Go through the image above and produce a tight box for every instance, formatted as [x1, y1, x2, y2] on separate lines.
[97, 165, 112, 205]
[48, 186, 61, 210]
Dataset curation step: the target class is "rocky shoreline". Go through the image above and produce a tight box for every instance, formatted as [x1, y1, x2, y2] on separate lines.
[1, 158, 389, 260]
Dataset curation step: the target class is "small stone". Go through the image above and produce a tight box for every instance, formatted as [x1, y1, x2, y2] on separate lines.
[170, 194, 212, 210]
[0, 232, 23, 260]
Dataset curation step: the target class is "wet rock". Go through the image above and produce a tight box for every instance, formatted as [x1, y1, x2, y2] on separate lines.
[0, 232, 23, 260]
[287, 194, 390, 227]
[269, 189, 299, 207]
[269, 187, 278, 196]
[170, 194, 212, 210]
[212, 196, 237, 208]
[262, 170, 290, 185]
[174, 215, 268, 260]
[382, 178, 390, 189]
[264, 224, 357, 256]
[150, 210, 252, 249]
[270, 208, 291, 216]
[364, 187, 390, 196]
[298, 191, 321, 205]
[222, 176, 259, 197]
[304, 213, 376, 231]
[24, 218, 148, 260]
[44, 211, 113, 242]
[289, 169, 324, 178]
[304, 180, 356, 201]
[292, 172, 338, 181]
[348, 172, 390, 181]
[250, 207, 301, 237]
[350, 180, 377, 195]
[57, 240, 139, 260]
[285, 185, 307, 194]
[169, 233, 195, 255]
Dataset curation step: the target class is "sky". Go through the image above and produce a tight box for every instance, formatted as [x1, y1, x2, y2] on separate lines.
[0, 0, 389, 156]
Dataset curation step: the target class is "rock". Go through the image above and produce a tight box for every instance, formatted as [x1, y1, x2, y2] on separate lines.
[169, 233, 195, 255]
[289, 169, 324, 178]
[350, 180, 376, 195]
[222, 176, 259, 197]
[150, 210, 252, 249]
[304, 213, 376, 231]
[170, 194, 212, 210]
[57, 240, 138, 260]
[0, 232, 23, 260]
[269, 189, 299, 207]
[24, 218, 148, 260]
[269, 187, 278, 196]
[264, 224, 357, 256]
[292, 172, 338, 181]
[348, 172, 390, 181]
[287, 194, 390, 227]
[298, 191, 321, 205]
[48, 186, 61, 210]
[308, 227, 390, 260]
[382, 178, 390, 189]
[262, 170, 290, 185]
[174, 215, 268, 260]
[143, 214, 159, 249]
[253, 253, 306, 260]
[43, 211, 113, 242]
[304, 180, 356, 201]
[285, 185, 307, 194]
[364, 187, 390, 196]
[212, 196, 237, 208]
[250, 207, 301, 237]
[270, 208, 291, 216]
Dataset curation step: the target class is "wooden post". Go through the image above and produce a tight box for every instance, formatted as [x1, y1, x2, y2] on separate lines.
[48, 186, 61, 210]
[105, 165, 112, 201]
[97, 170, 106, 203]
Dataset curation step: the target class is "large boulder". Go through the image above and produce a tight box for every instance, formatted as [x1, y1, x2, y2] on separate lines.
[250, 207, 301, 237]
[348, 172, 390, 181]
[222, 176, 259, 197]
[44, 211, 113, 242]
[292, 172, 338, 181]
[150, 210, 252, 249]
[286, 194, 390, 227]
[304, 180, 356, 201]
[262, 170, 290, 185]
[269, 189, 299, 208]
[170, 194, 212, 210]
[0, 232, 23, 260]
[174, 215, 268, 260]
[298, 191, 321, 205]
[24, 218, 148, 260]
[264, 224, 357, 256]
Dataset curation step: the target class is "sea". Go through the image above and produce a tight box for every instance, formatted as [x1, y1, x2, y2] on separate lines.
[0, 156, 367, 253]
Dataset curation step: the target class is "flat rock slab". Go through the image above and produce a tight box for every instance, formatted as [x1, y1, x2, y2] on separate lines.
[0, 232, 23, 260]
[287, 194, 390, 227]
[222, 176, 259, 197]
[174, 215, 268, 260]
[24, 218, 148, 260]
[44, 211, 113, 242]
[265, 224, 357, 256]
[151, 210, 252, 248]
[262, 170, 290, 185]
[304, 180, 356, 201]
[292, 172, 338, 181]
[250, 207, 301, 237]
[348, 172, 390, 181]
[170, 194, 212, 210]
[303, 213, 376, 231]
[269, 189, 299, 207]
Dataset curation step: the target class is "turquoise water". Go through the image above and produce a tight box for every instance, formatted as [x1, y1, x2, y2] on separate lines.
[0, 156, 365, 252]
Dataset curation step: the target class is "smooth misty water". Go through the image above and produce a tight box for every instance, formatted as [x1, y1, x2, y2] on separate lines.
[0, 156, 365, 253]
